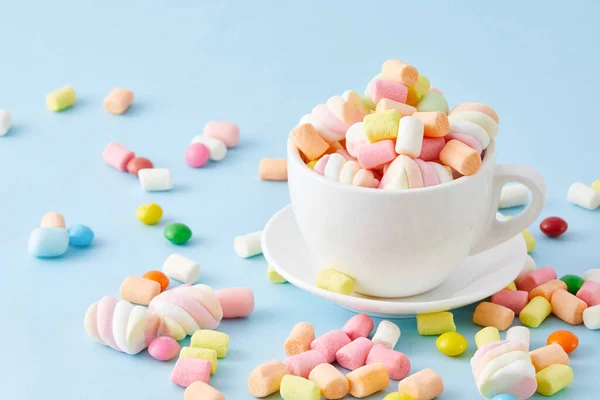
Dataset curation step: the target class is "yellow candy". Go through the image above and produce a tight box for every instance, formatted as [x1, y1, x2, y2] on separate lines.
[316, 268, 355, 295]
[363, 109, 401, 143]
[267, 265, 287, 284]
[191, 330, 230, 358]
[416, 312, 456, 336]
[46, 85, 76, 112]
[406, 75, 430, 106]
[179, 347, 218, 374]
[474, 326, 500, 348]
[306, 160, 318, 169]
[384, 393, 416, 400]
[519, 296, 552, 328]
[504, 282, 517, 291]
[435, 332, 468, 356]
[592, 179, 600, 191]
[522, 229, 536, 253]
[136, 203, 163, 225]
[280, 375, 321, 400]
[536, 364, 573, 396]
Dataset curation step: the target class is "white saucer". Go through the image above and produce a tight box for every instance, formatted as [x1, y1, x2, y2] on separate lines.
[263, 205, 527, 318]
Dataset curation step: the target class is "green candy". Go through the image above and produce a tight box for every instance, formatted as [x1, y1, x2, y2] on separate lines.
[560, 274, 585, 295]
[416, 92, 449, 114]
[164, 223, 192, 245]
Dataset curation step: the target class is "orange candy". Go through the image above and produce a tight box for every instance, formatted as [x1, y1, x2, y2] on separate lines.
[143, 270, 170, 292]
[547, 330, 579, 354]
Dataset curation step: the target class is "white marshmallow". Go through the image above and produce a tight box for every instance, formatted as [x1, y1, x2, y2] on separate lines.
[395, 116, 424, 158]
[568, 182, 600, 210]
[176, 284, 223, 321]
[449, 120, 490, 149]
[363, 74, 381, 101]
[112, 300, 134, 354]
[516, 255, 536, 282]
[0, 109, 12, 136]
[162, 253, 201, 284]
[138, 168, 173, 191]
[345, 122, 368, 158]
[506, 326, 531, 350]
[339, 161, 361, 185]
[324, 153, 345, 181]
[448, 111, 499, 139]
[352, 168, 374, 188]
[234, 230, 263, 258]
[191, 135, 227, 161]
[583, 305, 600, 330]
[499, 184, 529, 209]
[478, 358, 536, 399]
[583, 268, 600, 283]
[380, 156, 408, 190]
[299, 113, 338, 143]
[372, 320, 401, 349]
[428, 162, 453, 184]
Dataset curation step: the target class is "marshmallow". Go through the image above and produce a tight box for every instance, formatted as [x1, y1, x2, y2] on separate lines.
[308, 363, 349, 399]
[416, 312, 456, 336]
[234, 230, 263, 258]
[180, 347, 218, 374]
[416, 92, 449, 114]
[324, 153, 346, 181]
[353, 168, 375, 188]
[428, 161, 453, 184]
[339, 160, 361, 185]
[284, 350, 327, 378]
[379, 156, 409, 190]
[529, 344, 569, 372]
[376, 98, 417, 116]
[0, 109, 12, 136]
[371, 80, 409, 105]
[300, 113, 341, 144]
[162, 253, 201, 284]
[119, 276, 161, 305]
[576, 281, 600, 306]
[310, 330, 351, 363]
[103, 142, 135, 172]
[215, 287, 254, 318]
[103, 88, 133, 115]
[506, 326, 531, 351]
[248, 360, 289, 398]
[46, 85, 76, 111]
[446, 132, 483, 154]
[568, 182, 600, 210]
[406, 74, 430, 106]
[284, 322, 315, 356]
[259, 158, 287, 181]
[491, 290, 529, 315]
[372, 320, 401, 349]
[449, 120, 490, 150]
[448, 111, 499, 139]
[191, 329, 230, 358]
[439, 139, 481, 176]
[345, 122, 368, 158]
[190, 135, 227, 161]
[342, 314, 374, 341]
[381, 60, 418, 86]
[583, 305, 600, 329]
[551, 289, 587, 325]
[535, 364, 573, 396]
[326, 92, 365, 125]
[517, 266, 557, 292]
[171, 357, 211, 388]
[499, 184, 529, 209]
[451, 102, 500, 123]
[138, 168, 173, 191]
[311, 103, 349, 140]
[519, 296, 552, 328]
[523, 229, 537, 253]
[315, 268, 355, 295]
[336, 337, 375, 370]
[395, 116, 424, 158]
[475, 327, 500, 349]
[418, 137, 446, 161]
[366, 344, 411, 380]
[398, 368, 444, 400]
[473, 302, 515, 331]
[413, 111, 449, 137]
[280, 375, 321, 400]
[529, 280, 567, 301]
[28, 227, 69, 258]
[184, 381, 225, 400]
[346, 363, 390, 397]
[584, 268, 600, 283]
[203, 121, 240, 148]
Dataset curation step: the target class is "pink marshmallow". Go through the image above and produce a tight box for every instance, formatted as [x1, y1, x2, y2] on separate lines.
[446, 132, 483, 154]
[170, 358, 211, 388]
[511, 375, 538, 400]
[517, 266, 557, 292]
[414, 158, 440, 187]
[203, 121, 240, 148]
[215, 287, 254, 318]
[310, 330, 351, 363]
[576, 281, 600, 307]
[335, 337, 375, 371]
[370, 80, 408, 104]
[313, 154, 330, 175]
[102, 142, 135, 171]
[97, 296, 119, 351]
[418, 137, 445, 161]
[336, 148, 355, 162]
[357, 140, 396, 170]
[491, 290, 529, 315]
[312, 104, 349, 137]
[366, 344, 411, 380]
[153, 291, 220, 330]
[283, 350, 327, 378]
[342, 314, 374, 341]
[371, 178, 380, 188]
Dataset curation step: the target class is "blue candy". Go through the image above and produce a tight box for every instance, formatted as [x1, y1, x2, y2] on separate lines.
[490, 395, 518, 400]
[28, 227, 69, 257]
[68, 224, 95, 246]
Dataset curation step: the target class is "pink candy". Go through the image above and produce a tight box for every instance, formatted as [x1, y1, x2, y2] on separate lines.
[103, 142, 135, 171]
[204, 121, 240, 148]
[357, 140, 396, 170]
[335, 337, 375, 371]
[215, 287, 254, 318]
[342, 314, 374, 341]
[517, 266, 557, 292]
[311, 330, 351, 363]
[171, 358, 211, 387]
[446, 133, 482, 154]
[491, 290, 529, 315]
[185, 143, 210, 168]
[312, 104, 349, 138]
[418, 137, 445, 161]
[576, 281, 600, 307]
[366, 344, 411, 380]
[313, 154, 330, 175]
[148, 336, 180, 361]
[414, 158, 440, 187]
[370, 80, 408, 104]
[283, 350, 327, 378]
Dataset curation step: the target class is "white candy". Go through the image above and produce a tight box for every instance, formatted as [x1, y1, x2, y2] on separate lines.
[371, 320, 401, 349]
[499, 184, 529, 209]
[583, 305, 600, 330]
[299, 113, 338, 143]
[395, 116, 424, 158]
[478, 358, 536, 399]
[448, 111, 499, 139]
[568, 182, 600, 210]
[324, 153, 346, 181]
[339, 161, 361, 184]
[583, 268, 600, 283]
[506, 326, 531, 351]
[449, 120, 490, 149]
[516, 255, 536, 282]
[345, 122, 368, 158]
[162, 253, 201, 284]
[0, 109, 12, 136]
[352, 168, 374, 188]
[234, 230, 263, 258]
[138, 168, 173, 191]
[428, 161, 453, 184]
[380, 156, 408, 190]
[191, 135, 227, 161]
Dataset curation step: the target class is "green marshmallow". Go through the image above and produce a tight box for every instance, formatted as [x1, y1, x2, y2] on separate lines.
[416, 92, 449, 114]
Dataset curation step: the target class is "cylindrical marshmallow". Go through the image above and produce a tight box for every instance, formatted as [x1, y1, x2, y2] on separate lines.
[448, 111, 499, 138]
[103, 88, 134, 115]
[491, 290, 529, 315]
[308, 363, 349, 399]
[215, 287, 254, 318]
[413, 111, 449, 137]
[203, 121, 240, 148]
[0, 109, 12, 136]
[120, 276, 161, 305]
[339, 161, 361, 185]
[516, 255, 536, 283]
[335, 337, 375, 371]
[248, 360, 289, 398]
[170, 358, 211, 388]
[519, 296, 552, 328]
[530, 280, 568, 301]
[40, 212, 66, 228]
[283, 350, 327, 378]
[259, 158, 287, 181]
[138, 168, 173, 191]
[184, 381, 225, 400]
[439, 139, 481, 176]
[345, 122, 368, 158]
[234, 230, 263, 258]
[372, 320, 401, 349]
[567, 182, 600, 210]
[371, 79, 408, 104]
[583, 305, 600, 330]
[499, 184, 529, 209]
[346, 362, 390, 397]
[418, 137, 445, 161]
[310, 330, 351, 363]
[475, 327, 500, 349]
[450, 102, 499, 123]
[284, 322, 315, 356]
[428, 161, 453, 184]
[576, 281, 600, 307]
[449, 119, 490, 149]
[353, 168, 375, 188]
[103, 142, 135, 171]
[584, 268, 600, 283]
[506, 326, 531, 350]
[357, 140, 396, 170]
[395, 116, 424, 158]
[473, 302, 515, 331]
[342, 314, 374, 341]
[551, 289, 587, 325]
[517, 266, 557, 292]
[398, 368, 444, 400]
[280, 375, 321, 400]
[191, 135, 227, 161]
[529, 344, 569, 372]
[162, 253, 201, 284]
[324, 153, 346, 181]
[381, 60, 418, 86]
[366, 344, 411, 380]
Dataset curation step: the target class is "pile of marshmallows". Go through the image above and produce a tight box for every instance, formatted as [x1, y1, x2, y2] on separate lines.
[289, 59, 499, 190]
[28, 212, 94, 257]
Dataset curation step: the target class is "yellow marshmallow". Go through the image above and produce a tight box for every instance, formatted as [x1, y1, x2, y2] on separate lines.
[316, 268, 355, 295]
[536, 364, 573, 396]
[519, 296, 552, 328]
[416, 312, 456, 336]
[475, 326, 501, 349]
[363, 109, 401, 143]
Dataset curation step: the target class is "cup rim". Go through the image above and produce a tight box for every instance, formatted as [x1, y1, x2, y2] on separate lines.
[287, 137, 496, 195]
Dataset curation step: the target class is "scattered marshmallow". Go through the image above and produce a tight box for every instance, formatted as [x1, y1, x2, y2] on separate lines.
[284, 322, 315, 356]
[0, 109, 12, 136]
[568, 182, 600, 210]
[191, 135, 227, 161]
[372, 320, 401, 349]
[103, 88, 134, 115]
[103, 142, 135, 172]
[162, 253, 200, 284]
[138, 168, 173, 191]
[203, 121, 240, 148]
[119, 276, 161, 305]
[215, 287, 254, 318]
[234, 230, 263, 258]
[170, 357, 211, 388]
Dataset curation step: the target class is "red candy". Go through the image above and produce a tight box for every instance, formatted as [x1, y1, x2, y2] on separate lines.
[539, 217, 568, 237]
[127, 157, 153, 175]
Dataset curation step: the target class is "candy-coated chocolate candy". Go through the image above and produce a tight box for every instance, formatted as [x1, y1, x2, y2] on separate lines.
[136, 203, 163, 225]
[126, 157, 153, 176]
[560, 274, 585, 295]
[143, 270, 170, 292]
[185, 143, 210, 168]
[436, 332, 468, 356]
[67, 224, 94, 246]
[547, 330, 579, 354]
[539, 216, 568, 237]
[164, 223, 192, 245]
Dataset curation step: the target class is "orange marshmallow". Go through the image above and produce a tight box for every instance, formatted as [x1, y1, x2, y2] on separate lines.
[398, 368, 444, 400]
[529, 344, 569, 372]
[184, 381, 225, 400]
[325, 141, 343, 154]
[376, 98, 417, 116]
[439, 140, 482, 176]
[259, 158, 288, 181]
[473, 302, 515, 331]
[308, 363, 349, 399]
[40, 212, 65, 228]
[103, 88, 134, 115]
[119, 276, 161, 306]
[529, 280, 568, 301]
[284, 322, 315, 356]
[381, 60, 418, 87]
[450, 102, 499, 123]
[290, 123, 330, 161]
[346, 362, 389, 398]
[413, 111, 449, 137]
[248, 360, 289, 398]
[551, 289, 587, 325]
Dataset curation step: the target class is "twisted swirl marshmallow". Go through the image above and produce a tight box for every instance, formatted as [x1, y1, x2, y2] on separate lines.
[148, 284, 223, 340]
[84, 296, 160, 354]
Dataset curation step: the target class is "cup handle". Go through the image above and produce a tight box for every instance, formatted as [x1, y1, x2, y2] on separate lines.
[469, 163, 546, 255]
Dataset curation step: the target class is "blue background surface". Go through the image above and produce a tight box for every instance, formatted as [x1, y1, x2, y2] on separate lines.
[1, 1, 599, 398]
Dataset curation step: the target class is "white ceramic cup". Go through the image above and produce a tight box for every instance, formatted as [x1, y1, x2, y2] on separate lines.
[287, 139, 546, 298]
